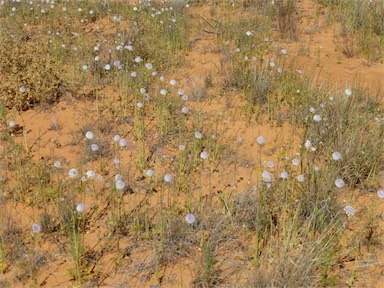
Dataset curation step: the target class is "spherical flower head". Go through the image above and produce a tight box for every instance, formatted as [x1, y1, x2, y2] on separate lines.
[85, 131, 94, 140]
[32, 223, 41, 233]
[137, 102, 144, 108]
[140, 88, 146, 94]
[86, 170, 95, 179]
[145, 63, 153, 70]
[90, 143, 99, 151]
[200, 151, 209, 160]
[181, 107, 189, 114]
[19, 86, 26, 93]
[146, 169, 154, 177]
[119, 138, 127, 147]
[309, 107, 315, 113]
[104, 64, 111, 70]
[304, 140, 312, 150]
[313, 115, 322, 122]
[94, 56, 100, 61]
[262, 170, 272, 183]
[377, 189, 384, 199]
[267, 161, 274, 168]
[113, 158, 120, 165]
[195, 131, 202, 139]
[115, 180, 125, 190]
[169, 79, 176, 86]
[135, 56, 142, 63]
[160, 89, 167, 96]
[344, 205, 355, 217]
[131, 71, 137, 78]
[335, 178, 345, 189]
[185, 213, 195, 224]
[256, 136, 265, 145]
[83, 64, 88, 70]
[345, 89, 352, 96]
[332, 151, 342, 161]
[54, 160, 61, 168]
[164, 174, 172, 183]
[178, 89, 184, 95]
[281, 48, 287, 55]
[292, 158, 300, 166]
[69, 168, 79, 179]
[9, 120, 15, 128]
[297, 174, 305, 182]
[179, 144, 186, 151]
[76, 203, 85, 213]
[182, 95, 189, 101]
[280, 171, 288, 179]
[246, 31, 252, 36]
[113, 134, 121, 142]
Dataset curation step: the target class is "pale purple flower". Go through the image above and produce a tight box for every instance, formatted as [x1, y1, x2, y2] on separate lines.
[185, 213, 195, 224]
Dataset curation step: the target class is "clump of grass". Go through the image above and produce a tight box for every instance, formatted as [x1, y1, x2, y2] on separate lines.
[0, 34, 65, 110]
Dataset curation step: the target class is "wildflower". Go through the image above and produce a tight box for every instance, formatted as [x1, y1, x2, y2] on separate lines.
[145, 63, 153, 70]
[181, 107, 189, 114]
[304, 140, 312, 150]
[281, 48, 287, 55]
[140, 88, 146, 94]
[195, 131, 202, 139]
[119, 139, 127, 147]
[280, 171, 288, 179]
[262, 171, 272, 183]
[83, 65, 88, 70]
[297, 174, 305, 182]
[178, 89, 184, 95]
[377, 189, 384, 199]
[131, 71, 137, 78]
[19, 86, 26, 93]
[185, 213, 195, 224]
[292, 158, 300, 166]
[94, 56, 100, 61]
[113, 158, 120, 165]
[137, 102, 144, 108]
[115, 180, 125, 190]
[335, 178, 345, 189]
[332, 151, 342, 161]
[178, 144, 186, 151]
[86, 170, 95, 179]
[54, 161, 61, 168]
[246, 31, 253, 36]
[115, 174, 123, 182]
[85, 131, 94, 140]
[68, 168, 79, 179]
[90, 144, 99, 151]
[256, 136, 265, 145]
[267, 161, 274, 168]
[200, 151, 209, 160]
[134, 56, 142, 63]
[32, 223, 41, 234]
[160, 89, 167, 95]
[76, 203, 85, 213]
[182, 95, 189, 101]
[309, 107, 315, 113]
[104, 64, 111, 70]
[344, 205, 355, 217]
[345, 89, 352, 96]
[169, 79, 176, 86]
[9, 121, 15, 128]
[164, 174, 172, 183]
[113, 134, 121, 142]
[146, 169, 154, 177]
[313, 115, 322, 122]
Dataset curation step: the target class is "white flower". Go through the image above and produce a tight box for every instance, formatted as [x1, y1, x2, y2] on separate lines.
[76, 203, 85, 213]
[185, 213, 195, 224]
[134, 56, 142, 63]
[179, 144, 185, 151]
[377, 189, 384, 199]
[32, 223, 41, 233]
[9, 121, 15, 128]
[119, 139, 127, 147]
[131, 71, 137, 78]
[145, 63, 153, 70]
[182, 95, 189, 101]
[94, 56, 100, 61]
[164, 174, 173, 183]
[115, 174, 123, 181]
[113, 135, 121, 142]
[85, 131, 94, 140]
[104, 64, 111, 70]
[178, 89, 184, 95]
[309, 107, 315, 113]
[281, 48, 287, 55]
[19, 86, 26, 93]
[262, 171, 272, 183]
[304, 140, 312, 149]
[86, 170, 95, 179]
[170, 79, 176, 86]
[54, 161, 61, 168]
[181, 107, 189, 114]
[146, 169, 154, 177]
[90, 144, 99, 151]
[115, 180, 125, 190]
[137, 102, 144, 108]
[200, 151, 209, 160]
[292, 158, 300, 166]
[313, 115, 322, 122]
[297, 174, 305, 182]
[113, 158, 120, 165]
[280, 171, 288, 179]
[332, 151, 342, 161]
[246, 31, 252, 36]
[195, 131, 202, 139]
[69, 168, 79, 179]
[345, 89, 352, 96]
[256, 136, 265, 145]
[82, 65, 88, 70]
[335, 178, 345, 189]
[160, 89, 167, 95]
[344, 205, 355, 217]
